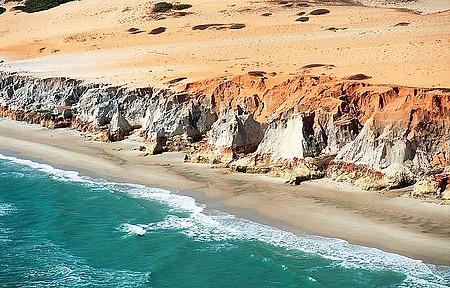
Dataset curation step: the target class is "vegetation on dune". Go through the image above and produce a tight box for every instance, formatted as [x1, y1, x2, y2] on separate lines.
[14, 0, 77, 13]
[172, 3, 192, 10]
[149, 27, 167, 35]
[153, 2, 172, 12]
[152, 2, 192, 13]
[0, 7, 6, 14]
[309, 8, 330, 15]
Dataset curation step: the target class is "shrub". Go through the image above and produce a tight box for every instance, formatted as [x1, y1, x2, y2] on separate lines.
[229, 23, 245, 29]
[347, 74, 371, 80]
[153, 2, 192, 13]
[17, 0, 76, 13]
[172, 3, 192, 10]
[153, 2, 173, 13]
[309, 9, 330, 15]
[12, 5, 27, 11]
[149, 27, 167, 35]
[295, 16, 309, 22]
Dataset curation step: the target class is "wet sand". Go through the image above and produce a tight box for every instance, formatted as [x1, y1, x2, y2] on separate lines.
[0, 118, 449, 266]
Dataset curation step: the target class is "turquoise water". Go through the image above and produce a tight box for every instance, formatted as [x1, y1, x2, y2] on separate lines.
[0, 153, 449, 287]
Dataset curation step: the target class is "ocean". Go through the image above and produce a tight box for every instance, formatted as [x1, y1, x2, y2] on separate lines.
[0, 152, 449, 287]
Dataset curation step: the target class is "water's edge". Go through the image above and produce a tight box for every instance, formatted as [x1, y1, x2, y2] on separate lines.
[1, 151, 449, 287]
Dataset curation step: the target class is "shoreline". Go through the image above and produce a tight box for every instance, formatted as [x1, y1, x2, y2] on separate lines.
[0, 118, 449, 266]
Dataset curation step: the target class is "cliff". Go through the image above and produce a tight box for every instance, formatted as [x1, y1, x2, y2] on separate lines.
[1, 72, 449, 200]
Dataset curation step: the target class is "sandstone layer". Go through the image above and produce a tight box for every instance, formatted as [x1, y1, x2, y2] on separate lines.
[1, 72, 449, 201]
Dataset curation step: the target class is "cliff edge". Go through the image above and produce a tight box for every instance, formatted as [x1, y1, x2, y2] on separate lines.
[1, 72, 449, 202]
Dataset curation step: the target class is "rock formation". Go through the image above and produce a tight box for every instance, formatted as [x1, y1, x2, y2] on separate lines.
[1, 71, 449, 200]
[186, 110, 266, 164]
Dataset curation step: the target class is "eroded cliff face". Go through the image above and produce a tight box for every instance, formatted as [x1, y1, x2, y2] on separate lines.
[0, 73, 217, 144]
[183, 73, 450, 195]
[1, 72, 449, 199]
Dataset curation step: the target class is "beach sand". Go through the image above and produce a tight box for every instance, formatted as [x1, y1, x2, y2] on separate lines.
[1, 118, 449, 266]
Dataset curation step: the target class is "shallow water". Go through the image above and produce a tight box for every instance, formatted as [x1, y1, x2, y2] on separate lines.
[0, 153, 449, 287]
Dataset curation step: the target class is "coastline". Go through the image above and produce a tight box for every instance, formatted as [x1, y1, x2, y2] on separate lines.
[0, 118, 449, 266]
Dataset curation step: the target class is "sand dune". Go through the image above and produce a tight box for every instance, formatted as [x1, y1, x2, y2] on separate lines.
[0, 0, 449, 88]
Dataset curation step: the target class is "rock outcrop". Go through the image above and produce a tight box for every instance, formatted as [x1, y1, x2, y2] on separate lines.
[109, 111, 132, 142]
[1, 71, 449, 200]
[186, 110, 265, 164]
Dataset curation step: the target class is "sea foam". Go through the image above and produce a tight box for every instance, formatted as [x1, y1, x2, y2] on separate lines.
[1, 153, 449, 287]
[0, 203, 17, 217]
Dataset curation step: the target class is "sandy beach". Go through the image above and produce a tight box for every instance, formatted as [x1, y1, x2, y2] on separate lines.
[0, 0, 449, 273]
[0, 118, 448, 266]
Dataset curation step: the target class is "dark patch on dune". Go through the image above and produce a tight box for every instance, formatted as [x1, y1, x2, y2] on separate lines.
[153, 2, 192, 13]
[166, 77, 187, 85]
[248, 71, 266, 77]
[309, 8, 330, 15]
[394, 22, 410, 27]
[302, 63, 335, 69]
[296, 16, 309, 22]
[172, 3, 192, 10]
[149, 27, 167, 35]
[173, 11, 191, 17]
[296, 11, 306, 16]
[153, 2, 173, 12]
[0, 7, 6, 15]
[12, 5, 26, 11]
[10, 0, 76, 13]
[192, 24, 224, 30]
[326, 27, 347, 32]
[431, 87, 450, 93]
[261, 12, 272, 16]
[275, 1, 309, 7]
[347, 74, 371, 80]
[230, 23, 246, 29]
[192, 23, 245, 31]
[127, 27, 146, 35]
